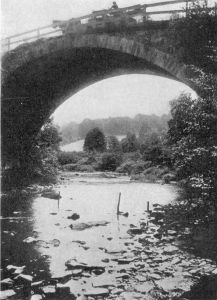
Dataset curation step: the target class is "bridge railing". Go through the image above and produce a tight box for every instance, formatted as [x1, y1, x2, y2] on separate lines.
[1, 0, 215, 53]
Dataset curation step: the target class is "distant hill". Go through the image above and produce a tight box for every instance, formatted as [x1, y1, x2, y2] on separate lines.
[59, 114, 170, 145]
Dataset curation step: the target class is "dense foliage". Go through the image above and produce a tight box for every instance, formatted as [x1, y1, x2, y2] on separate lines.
[107, 135, 121, 152]
[121, 132, 139, 153]
[169, 0, 217, 73]
[100, 153, 122, 171]
[83, 127, 106, 152]
[2, 119, 62, 188]
[168, 72, 217, 212]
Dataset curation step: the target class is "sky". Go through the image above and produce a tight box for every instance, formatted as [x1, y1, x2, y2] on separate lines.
[2, 0, 199, 126]
[2, 0, 216, 37]
[52, 74, 196, 126]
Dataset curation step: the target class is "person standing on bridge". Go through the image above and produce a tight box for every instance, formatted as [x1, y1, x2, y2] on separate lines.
[111, 1, 118, 9]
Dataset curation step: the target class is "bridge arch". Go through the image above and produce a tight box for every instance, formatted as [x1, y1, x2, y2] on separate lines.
[1, 33, 193, 161]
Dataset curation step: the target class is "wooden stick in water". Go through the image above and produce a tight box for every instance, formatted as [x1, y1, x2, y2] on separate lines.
[117, 192, 121, 215]
[147, 201, 150, 212]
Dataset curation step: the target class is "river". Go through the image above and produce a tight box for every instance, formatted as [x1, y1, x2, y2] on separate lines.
[1, 172, 217, 299]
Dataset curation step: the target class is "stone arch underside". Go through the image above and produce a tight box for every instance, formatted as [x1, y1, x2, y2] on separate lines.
[1, 34, 190, 160]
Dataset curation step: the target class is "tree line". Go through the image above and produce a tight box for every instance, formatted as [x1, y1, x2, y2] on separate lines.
[60, 114, 170, 145]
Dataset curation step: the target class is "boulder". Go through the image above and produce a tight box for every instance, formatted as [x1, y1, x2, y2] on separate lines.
[65, 259, 105, 273]
[41, 285, 56, 297]
[31, 295, 43, 300]
[0, 278, 14, 288]
[84, 288, 109, 297]
[134, 282, 154, 294]
[163, 245, 179, 254]
[23, 237, 37, 243]
[127, 228, 143, 235]
[92, 274, 116, 288]
[0, 290, 16, 299]
[69, 221, 109, 231]
[67, 213, 80, 221]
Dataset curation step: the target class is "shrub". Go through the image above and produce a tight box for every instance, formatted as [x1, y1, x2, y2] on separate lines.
[58, 151, 84, 165]
[116, 159, 135, 174]
[100, 153, 122, 171]
[77, 165, 95, 172]
[162, 173, 176, 183]
[63, 163, 78, 171]
[130, 160, 152, 175]
[123, 151, 142, 162]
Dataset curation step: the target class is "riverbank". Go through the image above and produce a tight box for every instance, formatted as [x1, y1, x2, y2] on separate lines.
[58, 150, 176, 183]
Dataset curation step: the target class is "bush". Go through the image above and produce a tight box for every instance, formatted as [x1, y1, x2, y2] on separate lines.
[123, 151, 142, 162]
[131, 166, 173, 183]
[162, 173, 176, 183]
[63, 163, 78, 171]
[143, 166, 169, 177]
[130, 160, 152, 175]
[116, 159, 135, 174]
[77, 165, 95, 172]
[58, 151, 86, 165]
[100, 153, 122, 171]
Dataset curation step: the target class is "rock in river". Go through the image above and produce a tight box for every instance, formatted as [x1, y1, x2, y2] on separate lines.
[69, 221, 109, 231]
[0, 278, 14, 288]
[134, 281, 155, 294]
[92, 274, 116, 288]
[31, 295, 43, 300]
[67, 213, 80, 221]
[65, 259, 105, 273]
[0, 290, 16, 299]
[84, 288, 109, 297]
[41, 285, 56, 297]
[157, 276, 195, 293]
[127, 228, 143, 235]
[163, 245, 179, 254]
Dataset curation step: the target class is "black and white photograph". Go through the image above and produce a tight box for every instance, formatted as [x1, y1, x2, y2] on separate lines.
[1, 0, 217, 299]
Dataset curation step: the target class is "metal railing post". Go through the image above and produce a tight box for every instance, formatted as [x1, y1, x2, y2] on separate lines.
[37, 29, 40, 39]
[143, 5, 147, 21]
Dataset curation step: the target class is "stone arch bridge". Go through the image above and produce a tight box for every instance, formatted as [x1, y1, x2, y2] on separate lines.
[1, 29, 194, 164]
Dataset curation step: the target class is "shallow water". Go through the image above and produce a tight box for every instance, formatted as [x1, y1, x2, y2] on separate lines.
[1, 173, 178, 281]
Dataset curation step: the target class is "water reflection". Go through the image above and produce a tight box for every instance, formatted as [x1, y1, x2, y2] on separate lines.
[1, 174, 178, 280]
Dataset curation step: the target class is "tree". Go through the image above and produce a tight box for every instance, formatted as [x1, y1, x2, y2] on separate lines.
[2, 118, 62, 188]
[167, 73, 217, 211]
[121, 132, 139, 153]
[169, 0, 217, 73]
[140, 131, 165, 165]
[83, 127, 106, 152]
[107, 135, 121, 152]
[138, 121, 151, 143]
[37, 118, 62, 150]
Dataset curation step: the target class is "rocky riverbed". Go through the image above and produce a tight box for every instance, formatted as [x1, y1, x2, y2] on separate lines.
[1, 173, 217, 300]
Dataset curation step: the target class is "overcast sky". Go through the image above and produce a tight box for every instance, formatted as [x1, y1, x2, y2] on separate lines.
[2, 0, 199, 126]
[52, 74, 196, 126]
[3, 0, 215, 37]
